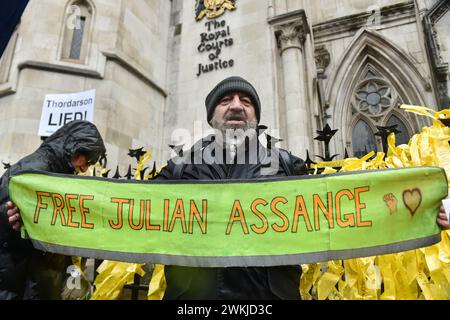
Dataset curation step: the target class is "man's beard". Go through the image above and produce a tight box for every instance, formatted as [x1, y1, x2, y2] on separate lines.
[210, 113, 258, 131]
[210, 114, 258, 149]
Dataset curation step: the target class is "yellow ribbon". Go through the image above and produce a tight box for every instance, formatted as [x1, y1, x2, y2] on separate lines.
[135, 151, 152, 180]
[147, 264, 167, 300]
[90, 261, 145, 300]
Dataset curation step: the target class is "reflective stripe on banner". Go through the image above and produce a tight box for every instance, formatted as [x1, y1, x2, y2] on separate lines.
[9, 167, 448, 267]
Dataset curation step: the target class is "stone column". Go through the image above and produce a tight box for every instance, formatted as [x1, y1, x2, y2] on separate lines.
[274, 0, 287, 15]
[315, 45, 331, 121]
[269, 11, 312, 157]
[267, 0, 275, 18]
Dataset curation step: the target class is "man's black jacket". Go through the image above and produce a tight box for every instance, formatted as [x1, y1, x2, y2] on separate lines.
[156, 136, 308, 300]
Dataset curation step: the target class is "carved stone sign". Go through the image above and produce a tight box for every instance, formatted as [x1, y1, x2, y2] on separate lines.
[196, 19, 234, 77]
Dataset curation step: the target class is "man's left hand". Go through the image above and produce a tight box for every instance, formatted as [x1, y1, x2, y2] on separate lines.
[6, 201, 21, 232]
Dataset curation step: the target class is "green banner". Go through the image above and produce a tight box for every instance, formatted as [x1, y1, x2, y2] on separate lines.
[9, 167, 448, 267]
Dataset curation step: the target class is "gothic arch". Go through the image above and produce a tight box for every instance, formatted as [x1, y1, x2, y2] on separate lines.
[349, 114, 379, 157]
[325, 29, 431, 156]
[349, 113, 379, 139]
[382, 109, 413, 137]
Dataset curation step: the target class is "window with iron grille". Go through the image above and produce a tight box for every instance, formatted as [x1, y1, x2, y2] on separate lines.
[61, 1, 93, 64]
[69, 16, 86, 60]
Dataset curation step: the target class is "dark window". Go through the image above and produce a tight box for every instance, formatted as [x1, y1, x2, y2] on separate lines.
[386, 115, 410, 146]
[352, 119, 377, 158]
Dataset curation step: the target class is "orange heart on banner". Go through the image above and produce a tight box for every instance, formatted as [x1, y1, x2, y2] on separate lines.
[403, 189, 422, 216]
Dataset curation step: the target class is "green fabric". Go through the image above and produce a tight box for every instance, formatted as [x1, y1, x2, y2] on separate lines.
[9, 167, 447, 267]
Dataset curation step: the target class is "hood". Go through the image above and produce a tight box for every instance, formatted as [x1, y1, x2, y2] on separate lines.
[39, 120, 106, 172]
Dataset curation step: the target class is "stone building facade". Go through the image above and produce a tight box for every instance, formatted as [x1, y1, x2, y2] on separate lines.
[0, 0, 448, 173]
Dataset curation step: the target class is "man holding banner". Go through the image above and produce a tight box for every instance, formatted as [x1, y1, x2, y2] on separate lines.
[0, 120, 105, 299]
[156, 76, 325, 300]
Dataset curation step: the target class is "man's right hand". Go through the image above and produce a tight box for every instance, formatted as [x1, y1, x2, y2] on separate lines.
[6, 201, 21, 232]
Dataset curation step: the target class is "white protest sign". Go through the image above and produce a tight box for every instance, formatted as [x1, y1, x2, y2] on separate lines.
[38, 89, 95, 137]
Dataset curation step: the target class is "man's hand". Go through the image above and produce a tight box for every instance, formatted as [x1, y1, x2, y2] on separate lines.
[437, 195, 450, 230]
[6, 201, 21, 232]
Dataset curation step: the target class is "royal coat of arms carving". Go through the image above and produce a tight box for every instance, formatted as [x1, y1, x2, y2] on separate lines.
[195, 0, 237, 21]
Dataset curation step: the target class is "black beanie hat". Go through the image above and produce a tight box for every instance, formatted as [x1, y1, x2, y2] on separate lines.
[205, 76, 261, 123]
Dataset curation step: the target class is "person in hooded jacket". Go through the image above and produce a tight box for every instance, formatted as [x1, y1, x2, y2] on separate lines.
[0, 120, 106, 300]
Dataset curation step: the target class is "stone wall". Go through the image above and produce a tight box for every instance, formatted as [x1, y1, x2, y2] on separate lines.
[433, 5, 450, 102]
[163, 0, 282, 158]
[0, 0, 170, 174]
